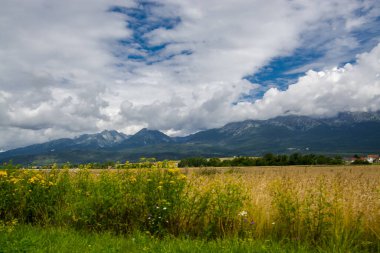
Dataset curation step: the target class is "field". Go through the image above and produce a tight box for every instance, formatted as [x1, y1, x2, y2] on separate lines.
[0, 165, 379, 252]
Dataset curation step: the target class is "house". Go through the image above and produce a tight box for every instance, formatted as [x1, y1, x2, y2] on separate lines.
[366, 154, 380, 163]
[347, 154, 379, 164]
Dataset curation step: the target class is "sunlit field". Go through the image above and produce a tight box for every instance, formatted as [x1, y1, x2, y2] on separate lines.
[1, 164, 379, 252]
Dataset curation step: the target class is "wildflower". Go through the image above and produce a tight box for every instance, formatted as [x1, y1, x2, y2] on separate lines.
[10, 178, 19, 184]
[238, 210, 248, 217]
[272, 222, 276, 225]
[0, 171, 7, 177]
[11, 219, 17, 226]
[178, 174, 187, 180]
[168, 168, 179, 174]
[28, 176, 39, 184]
[157, 185, 163, 190]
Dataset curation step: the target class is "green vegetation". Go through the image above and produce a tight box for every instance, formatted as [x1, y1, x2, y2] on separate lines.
[178, 153, 343, 167]
[351, 160, 371, 165]
[0, 225, 319, 253]
[0, 164, 379, 252]
[0, 158, 174, 170]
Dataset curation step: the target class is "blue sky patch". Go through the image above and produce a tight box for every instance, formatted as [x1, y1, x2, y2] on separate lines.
[241, 48, 324, 101]
[110, 2, 182, 63]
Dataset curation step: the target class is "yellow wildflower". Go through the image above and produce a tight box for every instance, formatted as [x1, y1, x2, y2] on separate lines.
[0, 171, 7, 177]
[168, 168, 179, 174]
[168, 161, 177, 168]
[178, 174, 187, 180]
[11, 219, 18, 226]
[28, 176, 39, 184]
[10, 178, 20, 184]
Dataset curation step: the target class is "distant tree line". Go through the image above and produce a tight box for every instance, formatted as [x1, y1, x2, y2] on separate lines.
[178, 153, 343, 167]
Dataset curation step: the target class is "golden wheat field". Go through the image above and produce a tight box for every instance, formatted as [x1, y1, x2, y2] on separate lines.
[183, 165, 380, 238]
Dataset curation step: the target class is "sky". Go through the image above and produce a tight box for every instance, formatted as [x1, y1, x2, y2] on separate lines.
[0, 0, 380, 150]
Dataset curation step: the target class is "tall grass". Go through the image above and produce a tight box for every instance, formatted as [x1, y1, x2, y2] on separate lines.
[0, 165, 379, 252]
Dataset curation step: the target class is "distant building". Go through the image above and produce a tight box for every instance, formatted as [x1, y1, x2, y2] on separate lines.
[366, 154, 380, 163]
[345, 154, 380, 164]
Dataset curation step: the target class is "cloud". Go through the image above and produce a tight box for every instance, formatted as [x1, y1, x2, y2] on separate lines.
[245, 43, 380, 118]
[0, 0, 379, 150]
[116, 0, 380, 133]
[0, 0, 133, 149]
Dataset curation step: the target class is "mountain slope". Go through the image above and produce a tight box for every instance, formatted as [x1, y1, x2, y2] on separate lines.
[74, 130, 129, 148]
[1, 111, 380, 164]
[120, 128, 173, 148]
[0, 130, 129, 161]
[185, 111, 380, 152]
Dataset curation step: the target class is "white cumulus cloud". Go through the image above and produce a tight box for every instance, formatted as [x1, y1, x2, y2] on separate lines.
[245, 43, 380, 118]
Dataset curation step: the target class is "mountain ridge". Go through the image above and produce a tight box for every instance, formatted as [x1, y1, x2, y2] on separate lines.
[1, 111, 380, 164]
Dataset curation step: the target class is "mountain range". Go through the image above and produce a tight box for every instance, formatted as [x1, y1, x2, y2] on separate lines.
[1, 111, 380, 165]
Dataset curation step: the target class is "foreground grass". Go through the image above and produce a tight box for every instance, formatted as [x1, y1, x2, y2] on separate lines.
[0, 225, 327, 253]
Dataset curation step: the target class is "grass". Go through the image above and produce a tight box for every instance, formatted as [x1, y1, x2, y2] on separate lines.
[0, 165, 379, 252]
[0, 225, 322, 253]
